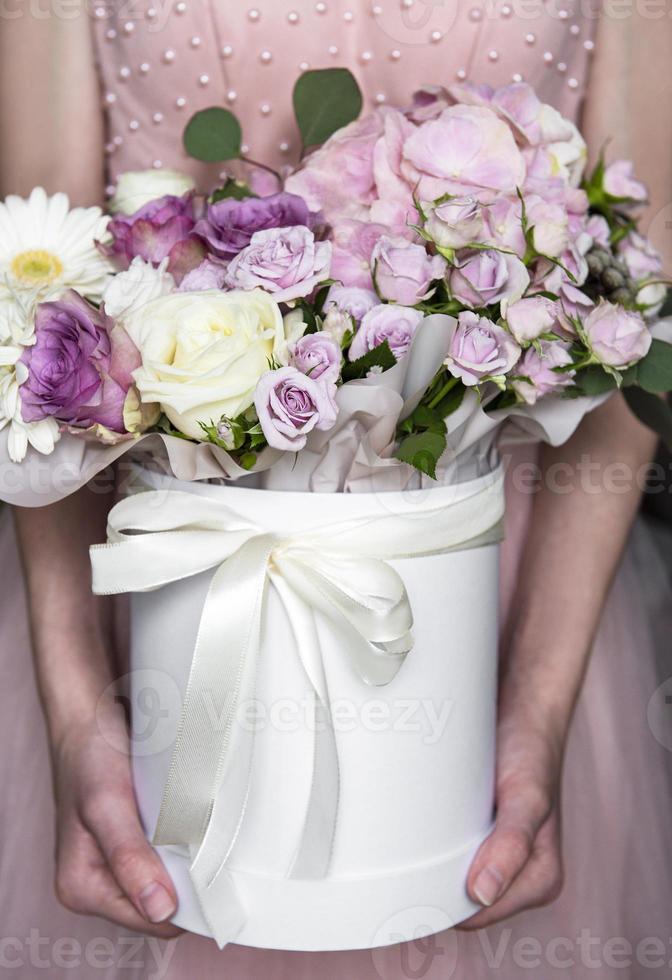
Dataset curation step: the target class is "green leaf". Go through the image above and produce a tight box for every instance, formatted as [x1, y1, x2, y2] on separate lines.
[624, 388, 672, 449]
[574, 365, 619, 396]
[183, 107, 242, 163]
[293, 68, 363, 148]
[342, 339, 396, 381]
[636, 339, 672, 394]
[210, 179, 256, 203]
[395, 430, 447, 480]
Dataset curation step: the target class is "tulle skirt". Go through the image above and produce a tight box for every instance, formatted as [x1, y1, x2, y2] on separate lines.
[2, 453, 672, 979]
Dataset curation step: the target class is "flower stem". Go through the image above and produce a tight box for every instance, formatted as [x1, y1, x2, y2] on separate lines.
[428, 375, 458, 410]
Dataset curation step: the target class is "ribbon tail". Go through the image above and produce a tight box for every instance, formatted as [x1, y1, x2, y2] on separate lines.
[152, 534, 274, 942]
[271, 574, 339, 880]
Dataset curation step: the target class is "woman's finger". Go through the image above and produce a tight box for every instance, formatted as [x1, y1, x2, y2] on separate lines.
[459, 814, 563, 930]
[465, 775, 554, 909]
[79, 783, 179, 925]
[56, 818, 182, 938]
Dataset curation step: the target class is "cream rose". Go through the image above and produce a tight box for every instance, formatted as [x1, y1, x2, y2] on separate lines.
[110, 169, 196, 215]
[122, 288, 286, 439]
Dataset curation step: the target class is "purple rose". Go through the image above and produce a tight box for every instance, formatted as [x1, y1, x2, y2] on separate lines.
[371, 235, 446, 305]
[423, 195, 484, 251]
[444, 311, 521, 385]
[19, 290, 139, 431]
[103, 193, 205, 281]
[224, 226, 332, 302]
[557, 283, 594, 337]
[449, 249, 529, 308]
[506, 296, 557, 344]
[512, 341, 575, 405]
[617, 232, 667, 316]
[583, 301, 651, 369]
[289, 333, 341, 384]
[177, 257, 227, 291]
[254, 365, 338, 451]
[325, 284, 379, 322]
[349, 304, 424, 362]
[194, 192, 311, 259]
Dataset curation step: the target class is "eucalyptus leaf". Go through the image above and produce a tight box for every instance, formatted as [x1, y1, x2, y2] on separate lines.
[183, 107, 242, 163]
[293, 68, 363, 149]
[574, 366, 619, 396]
[624, 388, 672, 448]
[636, 339, 672, 394]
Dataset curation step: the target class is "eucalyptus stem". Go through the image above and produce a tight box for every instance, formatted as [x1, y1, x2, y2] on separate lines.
[239, 156, 283, 182]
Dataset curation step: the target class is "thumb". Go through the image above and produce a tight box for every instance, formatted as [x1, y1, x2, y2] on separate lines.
[466, 780, 552, 907]
[81, 785, 179, 924]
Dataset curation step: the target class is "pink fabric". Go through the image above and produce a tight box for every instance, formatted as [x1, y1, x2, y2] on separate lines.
[2, 3, 672, 977]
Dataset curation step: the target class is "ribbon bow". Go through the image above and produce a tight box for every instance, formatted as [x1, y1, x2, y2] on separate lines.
[90, 466, 505, 946]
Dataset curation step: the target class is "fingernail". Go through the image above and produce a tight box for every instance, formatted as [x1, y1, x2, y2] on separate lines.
[473, 866, 504, 907]
[139, 882, 176, 923]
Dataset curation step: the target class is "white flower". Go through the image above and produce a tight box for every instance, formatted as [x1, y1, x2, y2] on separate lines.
[0, 188, 113, 305]
[0, 355, 59, 462]
[102, 257, 175, 319]
[122, 288, 287, 440]
[276, 308, 309, 365]
[110, 170, 196, 215]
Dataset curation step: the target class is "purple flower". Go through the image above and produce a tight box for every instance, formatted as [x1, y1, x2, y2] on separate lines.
[177, 257, 227, 291]
[512, 341, 575, 405]
[19, 290, 139, 431]
[349, 304, 424, 362]
[224, 226, 332, 302]
[444, 311, 521, 385]
[289, 333, 342, 384]
[194, 192, 312, 260]
[506, 296, 558, 344]
[325, 284, 379, 322]
[449, 249, 529, 309]
[254, 365, 338, 451]
[583, 301, 651, 369]
[103, 193, 205, 281]
[371, 235, 446, 305]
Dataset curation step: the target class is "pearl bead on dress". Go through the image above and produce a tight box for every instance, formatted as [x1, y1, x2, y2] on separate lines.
[93, 0, 595, 177]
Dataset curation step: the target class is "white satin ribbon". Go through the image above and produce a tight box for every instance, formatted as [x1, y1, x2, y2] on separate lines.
[90, 466, 505, 947]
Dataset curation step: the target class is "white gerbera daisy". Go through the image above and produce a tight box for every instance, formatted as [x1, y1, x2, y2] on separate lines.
[0, 298, 60, 462]
[0, 187, 113, 305]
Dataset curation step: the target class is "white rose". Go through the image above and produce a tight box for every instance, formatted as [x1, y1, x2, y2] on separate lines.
[102, 257, 175, 319]
[122, 288, 286, 440]
[110, 169, 196, 216]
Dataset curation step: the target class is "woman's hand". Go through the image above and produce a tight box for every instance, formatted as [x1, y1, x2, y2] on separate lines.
[52, 701, 182, 938]
[461, 694, 564, 927]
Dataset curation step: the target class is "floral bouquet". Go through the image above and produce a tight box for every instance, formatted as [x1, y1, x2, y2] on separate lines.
[2, 70, 672, 951]
[1, 68, 671, 491]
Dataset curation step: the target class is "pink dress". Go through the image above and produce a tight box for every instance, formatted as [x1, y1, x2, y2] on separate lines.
[2, 2, 672, 977]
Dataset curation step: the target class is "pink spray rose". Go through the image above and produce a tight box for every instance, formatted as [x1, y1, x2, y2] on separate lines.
[583, 301, 651, 368]
[603, 160, 647, 202]
[371, 235, 446, 305]
[506, 296, 558, 344]
[254, 365, 338, 451]
[444, 311, 520, 386]
[512, 341, 575, 405]
[423, 196, 484, 251]
[324, 284, 379, 322]
[289, 333, 341, 385]
[617, 232, 667, 315]
[349, 304, 424, 362]
[224, 226, 331, 302]
[449, 249, 529, 309]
